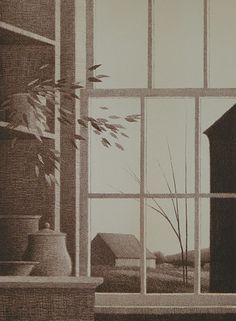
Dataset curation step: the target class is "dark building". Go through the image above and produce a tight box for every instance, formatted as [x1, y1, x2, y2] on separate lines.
[204, 105, 236, 293]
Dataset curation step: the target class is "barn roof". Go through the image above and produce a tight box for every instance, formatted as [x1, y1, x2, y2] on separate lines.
[204, 104, 236, 140]
[96, 233, 156, 259]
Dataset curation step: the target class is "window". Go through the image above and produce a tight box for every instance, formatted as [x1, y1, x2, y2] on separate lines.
[77, 0, 236, 313]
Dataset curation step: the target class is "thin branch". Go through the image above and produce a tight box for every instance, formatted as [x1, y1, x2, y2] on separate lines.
[184, 114, 188, 284]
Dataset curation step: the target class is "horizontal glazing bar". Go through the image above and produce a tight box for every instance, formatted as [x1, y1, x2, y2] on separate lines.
[85, 88, 236, 97]
[89, 193, 236, 199]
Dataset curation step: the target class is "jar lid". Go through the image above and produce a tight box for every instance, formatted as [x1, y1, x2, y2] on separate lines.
[29, 223, 66, 236]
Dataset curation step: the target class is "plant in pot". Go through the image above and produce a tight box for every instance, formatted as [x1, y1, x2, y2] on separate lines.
[0, 63, 140, 275]
[1, 63, 140, 185]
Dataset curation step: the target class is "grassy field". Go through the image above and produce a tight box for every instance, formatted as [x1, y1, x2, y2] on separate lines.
[92, 264, 209, 293]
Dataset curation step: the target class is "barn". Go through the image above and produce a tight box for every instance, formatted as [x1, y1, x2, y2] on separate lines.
[204, 105, 236, 293]
[91, 233, 156, 268]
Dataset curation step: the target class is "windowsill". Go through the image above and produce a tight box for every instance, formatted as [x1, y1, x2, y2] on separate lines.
[95, 305, 236, 315]
[0, 276, 103, 289]
[94, 292, 236, 314]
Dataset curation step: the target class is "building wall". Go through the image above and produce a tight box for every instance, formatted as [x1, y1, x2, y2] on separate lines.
[91, 235, 115, 266]
[208, 135, 236, 292]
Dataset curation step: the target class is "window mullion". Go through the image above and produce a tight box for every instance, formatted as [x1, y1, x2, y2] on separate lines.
[148, 0, 153, 89]
[140, 96, 146, 294]
[194, 97, 201, 294]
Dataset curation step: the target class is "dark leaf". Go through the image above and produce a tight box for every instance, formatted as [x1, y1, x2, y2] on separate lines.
[57, 117, 71, 126]
[110, 132, 118, 139]
[77, 119, 88, 127]
[60, 108, 72, 115]
[62, 93, 73, 101]
[96, 117, 108, 123]
[125, 116, 137, 122]
[96, 74, 109, 78]
[128, 113, 141, 119]
[113, 124, 126, 129]
[121, 132, 129, 138]
[105, 123, 118, 132]
[60, 115, 73, 125]
[88, 77, 102, 83]
[101, 137, 111, 148]
[57, 78, 67, 83]
[88, 64, 102, 71]
[100, 106, 109, 110]
[74, 134, 85, 140]
[83, 116, 96, 122]
[70, 93, 80, 100]
[93, 130, 101, 135]
[115, 143, 124, 151]
[91, 121, 102, 132]
[70, 84, 84, 89]
[71, 138, 78, 149]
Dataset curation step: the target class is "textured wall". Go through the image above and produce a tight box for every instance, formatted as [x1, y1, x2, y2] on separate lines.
[0, 0, 55, 39]
[0, 287, 95, 321]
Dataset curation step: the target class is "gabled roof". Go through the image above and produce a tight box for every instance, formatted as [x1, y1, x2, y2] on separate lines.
[204, 105, 236, 140]
[95, 233, 155, 259]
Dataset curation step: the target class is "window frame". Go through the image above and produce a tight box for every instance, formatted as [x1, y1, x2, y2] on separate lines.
[76, 0, 236, 314]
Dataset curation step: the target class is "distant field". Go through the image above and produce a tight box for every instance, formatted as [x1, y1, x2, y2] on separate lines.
[92, 264, 209, 293]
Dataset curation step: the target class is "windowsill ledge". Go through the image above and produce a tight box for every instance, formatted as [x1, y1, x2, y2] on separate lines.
[0, 276, 103, 289]
[95, 306, 236, 315]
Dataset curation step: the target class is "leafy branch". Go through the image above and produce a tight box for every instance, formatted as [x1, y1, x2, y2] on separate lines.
[0, 64, 140, 186]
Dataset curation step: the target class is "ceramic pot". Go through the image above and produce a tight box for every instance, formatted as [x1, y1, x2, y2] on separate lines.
[23, 223, 72, 276]
[0, 261, 39, 276]
[0, 215, 41, 261]
[8, 93, 47, 131]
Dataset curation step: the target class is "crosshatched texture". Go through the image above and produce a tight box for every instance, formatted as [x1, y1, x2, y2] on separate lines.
[0, 0, 55, 39]
[0, 288, 95, 321]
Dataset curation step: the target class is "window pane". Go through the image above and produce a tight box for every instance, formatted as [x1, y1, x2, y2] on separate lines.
[94, 0, 148, 88]
[153, 0, 204, 88]
[146, 198, 194, 293]
[201, 198, 236, 293]
[208, 0, 236, 88]
[145, 98, 195, 193]
[89, 98, 140, 193]
[90, 199, 140, 293]
[200, 98, 236, 193]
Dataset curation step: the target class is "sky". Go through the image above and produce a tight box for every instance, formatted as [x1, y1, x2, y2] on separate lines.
[88, 0, 236, 256]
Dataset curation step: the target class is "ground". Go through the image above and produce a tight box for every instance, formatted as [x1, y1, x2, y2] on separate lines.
[92, 264, 209, 293]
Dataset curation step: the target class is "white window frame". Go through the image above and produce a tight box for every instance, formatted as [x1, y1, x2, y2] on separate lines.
[76, 0, 236, 314]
